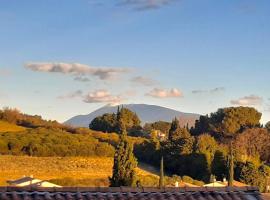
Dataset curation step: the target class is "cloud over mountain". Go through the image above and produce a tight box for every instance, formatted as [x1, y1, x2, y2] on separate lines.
[84, 90, 123, 105]
[146, 88, 183, 98]
[231, 95, 263, 106]
[25, 62, 130, 80]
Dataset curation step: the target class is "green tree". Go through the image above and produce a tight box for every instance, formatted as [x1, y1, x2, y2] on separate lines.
[165, 120, 194, 157]
[110, 122, 138, 187]
[116, 107, 141, 130]
[162, 121, 195, 179]
[178, 128, 195, 155]
[0, 107, 21, 124]
[114, 106, 141, 134]
[90, 107, 142, 135]
[228, 146, 234, 186]
[159, 156, 164, 188]
[193, 107, 261, 137]
[89, 113, 116, 133]
[191, 115, 210, 136]
[168, 118, 181, 142]
[211, 150, 227, 180]
[239, 162, 260, 187]
[239, 162, 270, 192]
[144, 121, 171, 136]
[195, 134, 217, 172]
[234, 128, 270, 163]
[258, 165, 270, 192]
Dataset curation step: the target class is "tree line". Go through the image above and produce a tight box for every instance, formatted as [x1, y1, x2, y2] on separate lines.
[101, 106, 270, 191]
[1, 106, 270, 190]
[0, 128, 115, 157]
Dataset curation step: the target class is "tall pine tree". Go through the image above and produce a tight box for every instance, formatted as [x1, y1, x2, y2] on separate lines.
[228, 143, 234, 186]
[110, 118, 138, 187]
[168, 117, 181, 141]
[159, 156, 164, 188]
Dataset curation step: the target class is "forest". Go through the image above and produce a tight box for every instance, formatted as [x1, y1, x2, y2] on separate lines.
[1, 106, 270, 191]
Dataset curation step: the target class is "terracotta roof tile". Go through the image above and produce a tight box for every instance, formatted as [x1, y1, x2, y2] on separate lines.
[0, 187, 262, 200]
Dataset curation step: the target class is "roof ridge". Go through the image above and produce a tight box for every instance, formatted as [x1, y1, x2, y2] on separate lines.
[0, 186, 259, 193]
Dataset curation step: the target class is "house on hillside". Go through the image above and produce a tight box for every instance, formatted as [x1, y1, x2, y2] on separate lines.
[152, 130, 166, 140]
[7, 176, 62, 188]
[203, 178, 248, 187]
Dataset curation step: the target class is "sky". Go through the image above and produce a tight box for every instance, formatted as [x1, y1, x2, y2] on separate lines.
[0, 0, 269, 124]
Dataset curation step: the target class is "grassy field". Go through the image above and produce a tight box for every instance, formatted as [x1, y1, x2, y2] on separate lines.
[0, 121, 26, 132]
[0, 156, 158, 187]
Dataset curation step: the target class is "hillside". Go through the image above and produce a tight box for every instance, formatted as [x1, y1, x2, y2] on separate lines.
[0, 156, 158, 187]
[0, 121, 26, 132]
[65, 104, 200, 128]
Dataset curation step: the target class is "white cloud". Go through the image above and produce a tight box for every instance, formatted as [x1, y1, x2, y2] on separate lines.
[83, 90, 123, 105]
[25, 62, 130, 80]
[131, 76, 157, 86]
[0, 68, 11, 76]
[74, 76, 90, 82]
[118, 0, 177, 10]
[265, 106, 270, 112]
[146, 88, 183, 98]
[58, 90, 83, 99]
[192, 87, 225, 94]
[125, 90, 137, 97]
[230, 95, 263, 106]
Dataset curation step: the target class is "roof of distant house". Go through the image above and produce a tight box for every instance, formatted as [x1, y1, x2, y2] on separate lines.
[0, 186, 261, 200]
[168, 181, 199, 187]
[204, 180, 248, 187]
[7, 176, 61, 188]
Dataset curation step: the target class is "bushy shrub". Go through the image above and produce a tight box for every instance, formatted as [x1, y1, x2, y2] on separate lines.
[0, 128, 115, 157]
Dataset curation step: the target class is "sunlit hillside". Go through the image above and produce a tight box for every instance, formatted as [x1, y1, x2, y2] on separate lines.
[0, 121, 26, 132]
[0, 156, 158, 187]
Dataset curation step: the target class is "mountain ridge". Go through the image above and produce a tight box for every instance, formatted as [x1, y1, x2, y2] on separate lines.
[65, 104, 200, 128]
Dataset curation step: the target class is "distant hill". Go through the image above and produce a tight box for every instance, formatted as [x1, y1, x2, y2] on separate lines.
[65, 104, 200, 128]
[0, 121, 26, 133]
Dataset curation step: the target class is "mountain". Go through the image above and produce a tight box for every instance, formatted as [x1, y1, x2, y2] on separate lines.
[65, 104, 200, 128]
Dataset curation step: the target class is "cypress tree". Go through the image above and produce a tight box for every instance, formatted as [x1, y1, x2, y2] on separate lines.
[110, 120, 138, 187]
[159, 156, 164, 188]
[186, 123, 190, 131]
[116, 106, 120, 119]
[115, 106, 124, 134]
[228, 144, 234, 186]
[168, 117, 180, 141]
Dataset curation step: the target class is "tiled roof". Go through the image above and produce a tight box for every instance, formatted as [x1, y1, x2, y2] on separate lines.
[0, 187, 262, 200]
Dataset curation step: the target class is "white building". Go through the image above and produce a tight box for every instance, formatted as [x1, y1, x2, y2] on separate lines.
[7, 176, 62, 188]
[203, 178, 248, 187]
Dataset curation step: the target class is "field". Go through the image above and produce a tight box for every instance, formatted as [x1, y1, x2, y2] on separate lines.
[0, 121, 26, 132]
[0, 156, 158, 187]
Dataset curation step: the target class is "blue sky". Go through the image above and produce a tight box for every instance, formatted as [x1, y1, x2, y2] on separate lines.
[0, 0, 269, 123]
